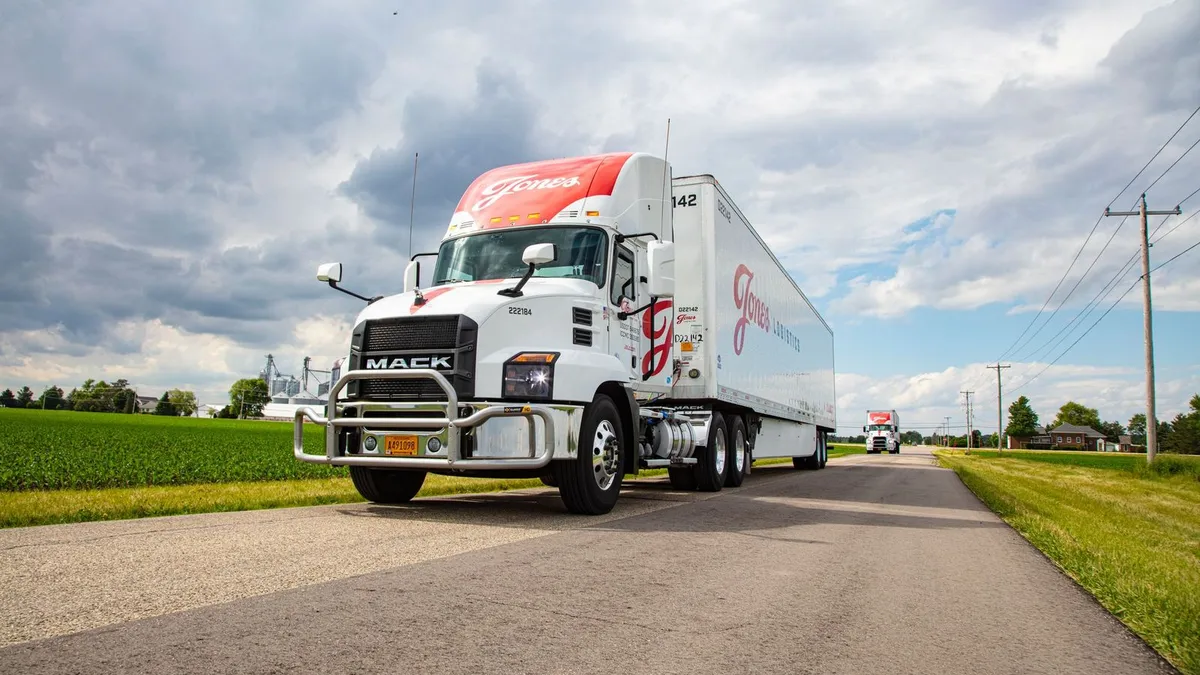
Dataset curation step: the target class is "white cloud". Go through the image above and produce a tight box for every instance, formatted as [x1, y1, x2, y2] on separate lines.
[836, 360, 1199, 435]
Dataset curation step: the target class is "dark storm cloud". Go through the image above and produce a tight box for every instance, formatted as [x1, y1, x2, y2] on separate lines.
[339, 60, 562, 257]
[0, 1, 391, 353]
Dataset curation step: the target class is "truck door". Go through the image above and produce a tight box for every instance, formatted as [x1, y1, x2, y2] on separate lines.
[636, 247, 675, 387]
[609, 242, 640, 380]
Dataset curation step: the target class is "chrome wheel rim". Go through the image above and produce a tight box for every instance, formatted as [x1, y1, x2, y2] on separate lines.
[592, 419, 620, 490]
[714, 429, 727, 475]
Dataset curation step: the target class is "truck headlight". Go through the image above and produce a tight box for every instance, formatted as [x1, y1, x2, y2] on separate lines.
[502, 352, 559, 400]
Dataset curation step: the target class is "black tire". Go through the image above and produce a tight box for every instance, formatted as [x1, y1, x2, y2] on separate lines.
[725, 415, 749, 487]
[793, 443, 820, 470]
[554, 394, 624, 515]
[668, 467, 697, 490]
[349, 467, 427, 504]
[817, 435, 828, 469]
[694, 413, 728, 491]
[539, 472, 558, 487]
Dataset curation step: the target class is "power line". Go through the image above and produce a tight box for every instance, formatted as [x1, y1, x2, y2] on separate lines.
[1142, 134, 1200, 195]
[1008, 277, 1141, 396]
[1012, 206, 1134, 361]
[1150, 238, 1200, 274]
[1152, 209, 1199, 245]
[996, 102, 1200, 361]
[1025, 248, 1140, 364]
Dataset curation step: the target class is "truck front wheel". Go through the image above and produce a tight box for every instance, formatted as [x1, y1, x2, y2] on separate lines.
[554, 394, 624, 515]
[349, 467, 427, 504]
[695, 412, 728, 492]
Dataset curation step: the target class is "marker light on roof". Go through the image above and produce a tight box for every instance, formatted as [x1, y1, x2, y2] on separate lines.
[586, 210, 600, 217]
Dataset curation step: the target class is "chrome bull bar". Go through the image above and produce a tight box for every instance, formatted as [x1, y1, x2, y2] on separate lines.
[293, 369, 556, 470]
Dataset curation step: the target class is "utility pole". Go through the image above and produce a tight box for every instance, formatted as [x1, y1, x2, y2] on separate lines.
[988, 364, 1011, 453]
[943, 416, 950, 447]
[961, 391, 974, 453]
[1104, 194, 1181, 463]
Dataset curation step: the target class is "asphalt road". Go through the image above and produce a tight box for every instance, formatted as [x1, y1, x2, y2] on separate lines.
[0, 447, 1177, 674]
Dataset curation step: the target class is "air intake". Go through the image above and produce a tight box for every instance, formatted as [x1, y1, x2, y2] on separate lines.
[572, 307, 592, 326]
[573, 327, 592, 347]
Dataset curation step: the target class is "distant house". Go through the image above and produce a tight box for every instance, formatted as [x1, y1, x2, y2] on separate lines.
[1118, 435, 1144, 453]
[1047, 424, 1106, 451]
[135, 396, 159, 414]
[1008, 425, 1051, 449]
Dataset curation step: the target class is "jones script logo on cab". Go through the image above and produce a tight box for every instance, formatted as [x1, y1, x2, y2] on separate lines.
[473, 175, 582, 211]
[732, 264, 770, 355]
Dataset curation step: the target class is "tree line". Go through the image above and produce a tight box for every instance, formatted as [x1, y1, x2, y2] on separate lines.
[0, 377, 282, 421]
[1004, 394, 1200, 454]
[0, 379, 198, 416]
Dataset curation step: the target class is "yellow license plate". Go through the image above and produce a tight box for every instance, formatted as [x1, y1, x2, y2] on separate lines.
[384, 435, 419, 456]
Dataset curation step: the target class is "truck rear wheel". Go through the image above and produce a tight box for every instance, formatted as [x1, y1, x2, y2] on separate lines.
[554, 394, 624, 515]
[694, 412, 728, 491]
[349, 467, 427, 504]
[817, 435, 828, 468]
[725, 415, 749, 487]
[668, 467, 697, 490]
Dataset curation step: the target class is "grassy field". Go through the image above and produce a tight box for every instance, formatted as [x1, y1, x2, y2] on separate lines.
[0, 408, 341, 490]
[936, 450, 1200, 675]
[958, 449, 1200, 479]
[0, 408, 854, 528]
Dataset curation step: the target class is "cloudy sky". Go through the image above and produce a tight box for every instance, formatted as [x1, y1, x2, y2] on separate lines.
[2, 0, 1198, 435]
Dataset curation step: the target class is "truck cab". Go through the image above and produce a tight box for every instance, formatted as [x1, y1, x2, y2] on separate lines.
[295, 153, 688, 515]
[864, 410, 900, 454]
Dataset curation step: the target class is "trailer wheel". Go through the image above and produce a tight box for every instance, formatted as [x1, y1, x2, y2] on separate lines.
[349, 467, 427, 504]
[817, 435, 828, 469]
[792, 440, 820, 470]
[694, 412, 728, 491]
[554, 394, 624, 515]
[725, 416, 749, 487]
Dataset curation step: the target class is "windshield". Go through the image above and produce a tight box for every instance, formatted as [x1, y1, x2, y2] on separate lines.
[868, 424, 894, 431]
[432, 226, 608, 287]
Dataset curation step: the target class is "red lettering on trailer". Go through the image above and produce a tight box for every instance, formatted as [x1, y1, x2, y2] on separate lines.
[732, 264, 771, 355]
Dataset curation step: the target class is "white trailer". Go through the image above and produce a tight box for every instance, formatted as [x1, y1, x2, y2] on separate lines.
[295, 152, 837, 515]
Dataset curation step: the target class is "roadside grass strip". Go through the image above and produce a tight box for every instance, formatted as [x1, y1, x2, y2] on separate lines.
[936, 450, 1200, 675]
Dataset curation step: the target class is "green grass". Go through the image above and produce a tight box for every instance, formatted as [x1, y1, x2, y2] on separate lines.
[0, 408, 342, 490]
[936, 449, 1200, 674]
[961, 449, 1200, 480]
[829, 443, 866, 458]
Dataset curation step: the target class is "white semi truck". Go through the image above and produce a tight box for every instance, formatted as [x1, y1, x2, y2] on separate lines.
[294, 152, 837, 515]
[864, 409, 900, 454]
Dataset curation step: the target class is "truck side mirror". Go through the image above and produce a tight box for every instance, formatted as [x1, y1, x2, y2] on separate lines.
[403, 260, 420, 293]
[316, 262, 342, 283]
[647, 240, 675, 297]
[863, 426, 867, 432]
[522, 243, 558, 266]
